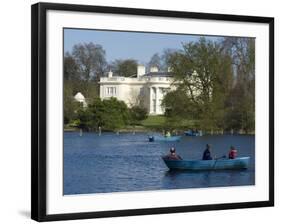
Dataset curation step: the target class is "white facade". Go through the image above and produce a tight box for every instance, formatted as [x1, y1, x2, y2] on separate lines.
[99, 65, 175, 115]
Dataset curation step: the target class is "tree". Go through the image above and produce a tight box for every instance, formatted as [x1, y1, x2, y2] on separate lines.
[162, 89, 197, 119]
[76, 98, 130, 131]
[102, 98, 129, 130]
[64, 52, 80, 81]
[161, 89, 199, 130]
[110, 59, 137, 77]
[63, 83, 82, 124]
[148, 53, 161, 70]
[222, 37, 255, 132]
[74, 81, 99, 101]
[75, 107, 94, 130]
[161, 48, 178, 71]
[162, 38, 234, 131]
[63, 42, 107, 120]
[161, 37, 255, 133]
[72, 42, 107, 81]
[129, 106, 148, 124]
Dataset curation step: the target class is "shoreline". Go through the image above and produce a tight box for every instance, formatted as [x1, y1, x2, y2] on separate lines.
[64, 127, 255, 135]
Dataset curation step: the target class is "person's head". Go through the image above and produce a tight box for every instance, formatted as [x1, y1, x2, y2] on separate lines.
[206, 144, 211, 150]
[170, 147, 176, 154]
[230, 146, 235, 150]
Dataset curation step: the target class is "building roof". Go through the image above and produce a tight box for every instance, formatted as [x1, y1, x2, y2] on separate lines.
[142, 72, 173, 77]
[74, 92, 85, 101]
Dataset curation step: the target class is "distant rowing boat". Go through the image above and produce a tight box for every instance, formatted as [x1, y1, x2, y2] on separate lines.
[148, 135, 181, 142]
[184, 130, 203, 136]
[162, 157, 250, 170]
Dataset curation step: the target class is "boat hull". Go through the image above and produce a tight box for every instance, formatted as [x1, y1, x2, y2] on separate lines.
[149, 136, 181, 142]
[163, 157, 250, 170]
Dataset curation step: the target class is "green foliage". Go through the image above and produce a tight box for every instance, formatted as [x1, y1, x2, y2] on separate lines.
[63, 83, 82, 124]
[224, 83, 255, 133]
[76, 107, 94, 129]
[162, 37, 255, 133]
[129, 106, 148, 124]
[163, 38, 230, 130]
[75, 98, 130, 131]
[222, 37, 255, 132]
[63, 42, 107, 124]
[110, 59, 138, 77]
[102, 98, 130, 130]
[63, 80, 99, 124]
[162, 89, 198, 119]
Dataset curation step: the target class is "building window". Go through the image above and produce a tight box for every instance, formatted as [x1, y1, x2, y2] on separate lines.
[106, 87, 116, 96]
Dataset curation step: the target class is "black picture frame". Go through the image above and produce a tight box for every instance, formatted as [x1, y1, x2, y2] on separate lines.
[31, 2, 274, 222]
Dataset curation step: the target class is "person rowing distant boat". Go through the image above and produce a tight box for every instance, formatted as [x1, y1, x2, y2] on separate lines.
[165, 131, 171, 138]
[163, 147, 182, 160]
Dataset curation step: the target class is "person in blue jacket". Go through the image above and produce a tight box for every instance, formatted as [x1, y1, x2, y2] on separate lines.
[202, 144, 213, 160]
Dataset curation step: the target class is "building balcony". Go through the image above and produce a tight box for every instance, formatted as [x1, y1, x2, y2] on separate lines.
[99, 76, 172, 84]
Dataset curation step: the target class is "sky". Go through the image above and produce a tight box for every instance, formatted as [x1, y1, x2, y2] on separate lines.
[64, 28, 221, 64]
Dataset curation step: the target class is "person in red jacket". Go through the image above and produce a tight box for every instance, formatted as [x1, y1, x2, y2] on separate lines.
[228, 146, 238, 159]
[163, 147, 183, 160]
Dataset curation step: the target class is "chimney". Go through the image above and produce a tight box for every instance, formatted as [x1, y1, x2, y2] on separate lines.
[108, 70, 113, 78]
[150, 66, 158, 73]
[137, 65, 146, 77]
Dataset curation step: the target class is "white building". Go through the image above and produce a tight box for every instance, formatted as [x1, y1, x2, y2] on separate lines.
[99, 65, 175, 115]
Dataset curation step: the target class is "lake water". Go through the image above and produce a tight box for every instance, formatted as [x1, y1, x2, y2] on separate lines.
[64, 132, 255, 195]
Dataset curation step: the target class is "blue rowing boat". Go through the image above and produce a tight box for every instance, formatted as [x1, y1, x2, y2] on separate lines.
[148, 135, 181, 142]
[184, 130, 203, 136]
[162, 157, 250, 170]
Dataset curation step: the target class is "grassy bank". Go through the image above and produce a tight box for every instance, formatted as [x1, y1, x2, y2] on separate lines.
[141, 115, 166, 128]
[64, 115, 255, 134]
[141, 115, 197, 130]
